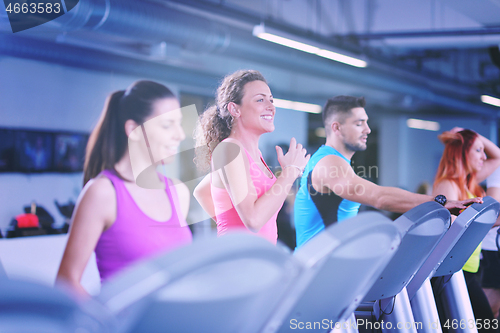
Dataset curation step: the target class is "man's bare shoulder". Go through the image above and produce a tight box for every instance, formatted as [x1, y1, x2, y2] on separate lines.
[313, 154, 353, 179]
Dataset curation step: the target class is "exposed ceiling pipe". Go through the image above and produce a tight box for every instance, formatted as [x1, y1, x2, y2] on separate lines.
[0, 34, 220, 92]
[1, 0, 497, 117]
[347, 28, 500, 49]
[53, 0, 230, 53]
[223, 29, 496, 116]
[350, 28, 500, 39]
[371, 36, 500, 49]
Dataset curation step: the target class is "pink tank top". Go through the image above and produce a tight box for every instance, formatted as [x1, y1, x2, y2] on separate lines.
[211, 146, 280, 244]
[94, 170, 192, 281]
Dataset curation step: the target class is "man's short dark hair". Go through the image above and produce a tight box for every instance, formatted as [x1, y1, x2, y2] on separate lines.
[322, 95, 366, 126]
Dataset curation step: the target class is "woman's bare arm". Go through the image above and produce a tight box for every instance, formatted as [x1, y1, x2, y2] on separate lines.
[193, 174, 216, 220]
[477, 132, 500, 183]
[56, 178, 115, 297]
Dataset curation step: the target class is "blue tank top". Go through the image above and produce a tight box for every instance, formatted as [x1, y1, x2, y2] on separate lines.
[294, 145, 361, 248]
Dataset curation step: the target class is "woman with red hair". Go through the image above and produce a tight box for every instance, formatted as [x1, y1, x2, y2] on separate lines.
[433, 127, 500, 330]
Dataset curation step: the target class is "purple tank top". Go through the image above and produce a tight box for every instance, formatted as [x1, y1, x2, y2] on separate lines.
[94, 170, 192, 281]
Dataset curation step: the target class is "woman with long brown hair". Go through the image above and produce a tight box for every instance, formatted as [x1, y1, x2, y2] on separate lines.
[193, 70, 309, 244]
[433, 127, 500, 330]
[57, 81, 192, 296]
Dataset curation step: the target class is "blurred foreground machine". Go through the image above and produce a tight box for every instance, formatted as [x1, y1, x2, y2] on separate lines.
[98, 212, 400, 333]
[355, 201, 450, 333]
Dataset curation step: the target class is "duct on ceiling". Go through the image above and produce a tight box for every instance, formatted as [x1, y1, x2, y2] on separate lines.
[1, 0, 498, 117]
[53, 0, 230, 53]
[356, 28, 500, 49]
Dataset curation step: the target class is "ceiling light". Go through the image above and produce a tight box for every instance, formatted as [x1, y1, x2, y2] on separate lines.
[256, 32, 320, 54]
[481, 95, 500, 107]
[315, 49, 368, 68]
[273, 98, 322, 114]
[253, 24, 367, 68]
[406, 118, 440, 131]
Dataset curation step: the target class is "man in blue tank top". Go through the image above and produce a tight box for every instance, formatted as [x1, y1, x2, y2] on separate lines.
[294, 96, 481, 248]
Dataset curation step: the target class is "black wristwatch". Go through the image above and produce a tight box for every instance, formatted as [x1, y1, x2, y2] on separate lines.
[434, 194, 447, 206]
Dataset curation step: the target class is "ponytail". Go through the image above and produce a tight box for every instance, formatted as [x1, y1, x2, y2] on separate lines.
[194, 105, 232, 171]
[438, 131, 464, 146]
[84, 90, 126, 185]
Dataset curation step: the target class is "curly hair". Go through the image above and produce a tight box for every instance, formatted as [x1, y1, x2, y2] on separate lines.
[434, 129, 485, 200]
[194, 70, 267, 170]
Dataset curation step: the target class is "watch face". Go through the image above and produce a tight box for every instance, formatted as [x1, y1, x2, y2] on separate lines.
[435, 195, 446, 205]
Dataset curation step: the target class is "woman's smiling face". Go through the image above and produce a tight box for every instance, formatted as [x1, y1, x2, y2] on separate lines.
[143, 98, 185, 164]
[235, 80, 275, 134]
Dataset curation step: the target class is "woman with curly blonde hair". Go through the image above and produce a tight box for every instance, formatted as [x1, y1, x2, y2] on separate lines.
[193, 70, 309, 244]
